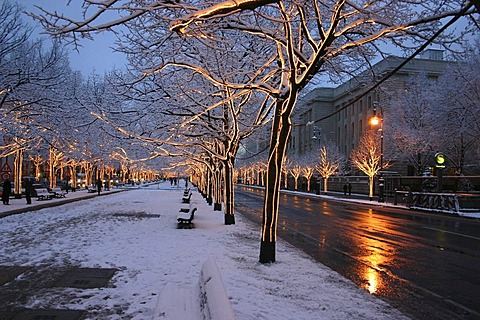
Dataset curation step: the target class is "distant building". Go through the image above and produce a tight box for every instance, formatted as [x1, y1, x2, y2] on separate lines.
[289, 50, 452, 174]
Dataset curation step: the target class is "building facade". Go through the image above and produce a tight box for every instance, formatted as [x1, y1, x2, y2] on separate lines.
[289, 49, 452, 175]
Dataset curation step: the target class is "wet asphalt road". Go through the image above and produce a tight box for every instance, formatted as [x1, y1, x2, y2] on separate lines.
[235, 186, 480, 320]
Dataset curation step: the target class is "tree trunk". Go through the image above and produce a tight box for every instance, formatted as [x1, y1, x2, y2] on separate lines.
[369, 175, 374, 200]
[213, 166, 222, 211]
[260, 97, 294, 263]
[70, 166, 77, 189]
[49, 147, 55, 188]
[206, 168, 213, 205]
[224, 157, 235, 225]
[324, 177, 328, 193]
[13, 149, 23, 197]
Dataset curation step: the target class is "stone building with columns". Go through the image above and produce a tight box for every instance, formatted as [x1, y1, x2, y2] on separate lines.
[288, 49, 451, 175]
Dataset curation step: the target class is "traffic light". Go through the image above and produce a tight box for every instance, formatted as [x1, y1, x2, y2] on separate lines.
[435, 152, 446, 168]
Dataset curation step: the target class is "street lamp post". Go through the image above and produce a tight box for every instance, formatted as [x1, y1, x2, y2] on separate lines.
[370, 103, 385, 202]
[311, 126, 322, 195]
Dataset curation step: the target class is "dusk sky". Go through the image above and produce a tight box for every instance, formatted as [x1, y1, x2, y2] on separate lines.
[17, 1, 471, 77]
[19, 0, 128, 75]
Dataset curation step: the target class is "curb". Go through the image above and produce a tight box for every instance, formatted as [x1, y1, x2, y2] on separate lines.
[0, 189, 125, 219]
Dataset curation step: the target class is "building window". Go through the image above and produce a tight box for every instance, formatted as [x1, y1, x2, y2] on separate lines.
[337, 127, 341, 146]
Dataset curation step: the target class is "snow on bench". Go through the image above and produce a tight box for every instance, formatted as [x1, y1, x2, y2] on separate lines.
[182, 192, 192, 204]
[51, 187, 67, 198]
[177, 207, 197, 226]
[153, 259, 235, 320]
[36, 188, 53, 201]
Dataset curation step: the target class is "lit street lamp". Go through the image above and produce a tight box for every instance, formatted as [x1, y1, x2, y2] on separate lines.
[370, 103, 385, 202]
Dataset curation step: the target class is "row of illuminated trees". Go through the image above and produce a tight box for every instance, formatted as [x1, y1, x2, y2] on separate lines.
[20, 0, 480, 264]
[0, 2, 163, 196]
[236, 130, 385, 200]
[3, 139, 159, 196]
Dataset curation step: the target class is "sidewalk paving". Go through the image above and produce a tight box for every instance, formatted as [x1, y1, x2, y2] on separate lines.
[0, 182, 410, 319]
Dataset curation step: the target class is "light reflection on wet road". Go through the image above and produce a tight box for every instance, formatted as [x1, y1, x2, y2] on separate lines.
[235, 186, 480, 320]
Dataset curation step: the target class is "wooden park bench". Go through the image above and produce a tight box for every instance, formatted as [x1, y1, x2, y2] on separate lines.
[182, 192, 192, 204]
[36, 188, 53, 201]
[51, 187, 67, 198]
[177, 207, 197, 227]
[87, 186, 97, 193]
[153, 259, 235, 320]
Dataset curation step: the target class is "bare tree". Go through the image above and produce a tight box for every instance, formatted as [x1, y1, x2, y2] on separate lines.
[387, 73, 441, 175]
[351, 131, 390, 200]
[289, 158, 302, 190]
[169, 0, 477, 263]
[296, 151, 317, 192]
[0, 0, 32, 101]
[434, 48, 480, 174]
[301, 163, 315, 192]
[316, 144, 344, 194]
[31, 0, 478, 263]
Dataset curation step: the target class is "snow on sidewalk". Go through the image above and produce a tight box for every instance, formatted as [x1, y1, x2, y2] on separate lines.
[0, 182, 409, 319]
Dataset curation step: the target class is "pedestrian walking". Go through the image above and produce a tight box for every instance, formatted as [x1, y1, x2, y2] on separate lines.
[348, 183, 352, 196]
[2, 179, 12, 205]
[343, 184, 347, 196]
[96, 179, 102, 195]
[25, 179, 33, 204]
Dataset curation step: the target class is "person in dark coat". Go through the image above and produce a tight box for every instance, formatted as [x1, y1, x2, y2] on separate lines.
[348, 183, 352, 196]
[25, 179, 33, 204]
[2, 179, 12, 205]
[96, 179, 102, 195]
[343, 184, 347, 196]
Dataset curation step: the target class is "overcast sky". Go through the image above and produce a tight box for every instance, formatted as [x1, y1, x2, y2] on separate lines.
[19, 0, 128, 75]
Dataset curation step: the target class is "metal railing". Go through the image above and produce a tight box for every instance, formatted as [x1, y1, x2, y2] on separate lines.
[393, 190, 480, 213]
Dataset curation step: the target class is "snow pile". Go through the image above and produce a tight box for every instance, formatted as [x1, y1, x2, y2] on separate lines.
[0, 182, 408, 319]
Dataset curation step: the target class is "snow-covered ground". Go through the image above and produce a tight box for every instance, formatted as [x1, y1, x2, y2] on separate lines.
[0, 182, 409, 319]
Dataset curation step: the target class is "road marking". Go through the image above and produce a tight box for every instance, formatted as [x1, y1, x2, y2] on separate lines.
[423, 227, 480, 241]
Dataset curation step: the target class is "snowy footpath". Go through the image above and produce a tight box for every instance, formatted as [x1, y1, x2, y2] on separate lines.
[0, 182, 409, 319]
